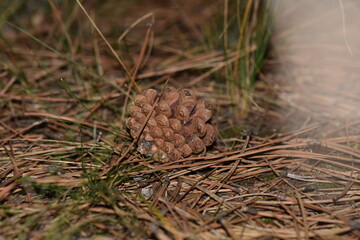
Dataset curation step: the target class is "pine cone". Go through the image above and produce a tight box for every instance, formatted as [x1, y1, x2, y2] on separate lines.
[126, 86, 216, 162]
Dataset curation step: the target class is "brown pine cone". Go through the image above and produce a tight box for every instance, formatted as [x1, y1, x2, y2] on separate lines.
[126, 86, 216, 162]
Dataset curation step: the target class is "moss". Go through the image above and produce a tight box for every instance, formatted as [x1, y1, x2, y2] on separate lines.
[315, 182, 342, 189]
[260, 217, 277, 226]
[220, 127, 247, 139]
[260, 173, 277, 182]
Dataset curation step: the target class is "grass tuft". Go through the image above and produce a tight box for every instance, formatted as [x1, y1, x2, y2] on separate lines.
[201, 0, 272, 118]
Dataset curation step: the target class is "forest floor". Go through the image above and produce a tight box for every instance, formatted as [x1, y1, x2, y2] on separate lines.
[1, 1, 360, 239]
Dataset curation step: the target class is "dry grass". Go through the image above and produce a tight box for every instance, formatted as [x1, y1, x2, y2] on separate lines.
[1, 0, 360, 239]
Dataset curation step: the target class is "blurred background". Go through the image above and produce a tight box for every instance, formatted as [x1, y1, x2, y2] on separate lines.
[1, 0, 359, 133]
[270, 0, 360, 131]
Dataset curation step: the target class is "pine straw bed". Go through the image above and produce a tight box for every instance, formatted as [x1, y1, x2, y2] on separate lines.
[1, 105, 360, 239]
